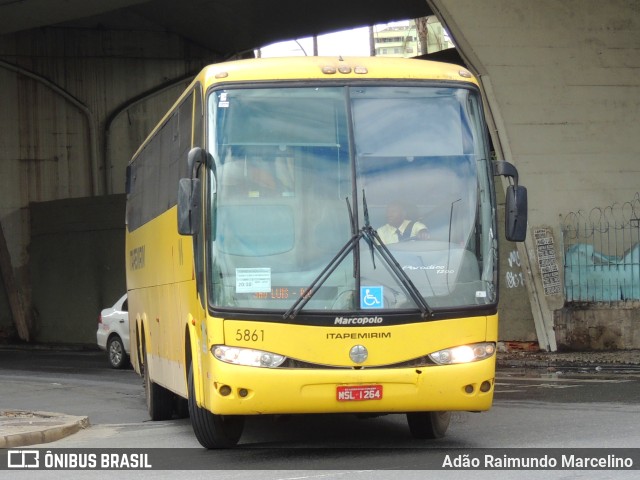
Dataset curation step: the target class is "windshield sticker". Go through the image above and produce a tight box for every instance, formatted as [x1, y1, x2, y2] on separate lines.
[476, 291, 487, 298]
[360, 286, 383, 309]
[218, 92, 229, 108]
[236, 268, 271, 293]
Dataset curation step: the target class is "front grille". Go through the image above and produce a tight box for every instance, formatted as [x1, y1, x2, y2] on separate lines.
[278, 355, 437, 369]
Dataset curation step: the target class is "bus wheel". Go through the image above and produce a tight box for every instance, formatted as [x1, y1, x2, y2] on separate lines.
[406, 411, 451, 439]
[143, 349, 174, 421]
[188, 363, 244, 448]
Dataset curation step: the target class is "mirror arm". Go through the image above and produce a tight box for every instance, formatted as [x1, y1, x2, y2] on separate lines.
[188, 147, 207, 179]
[492, 160, 519, 186]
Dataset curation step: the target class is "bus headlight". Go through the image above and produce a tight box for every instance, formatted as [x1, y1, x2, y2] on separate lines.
[212, 345, 286, 368]
[428, 342, 496, 365]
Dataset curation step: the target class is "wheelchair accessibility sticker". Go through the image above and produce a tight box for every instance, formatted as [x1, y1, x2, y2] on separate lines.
[360, 286, 383, 309]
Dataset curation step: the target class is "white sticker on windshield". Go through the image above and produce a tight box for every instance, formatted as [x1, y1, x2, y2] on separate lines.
[218, 92, 229, 108]
[476, 291, 487, 298]
[236, 268, 271, 293]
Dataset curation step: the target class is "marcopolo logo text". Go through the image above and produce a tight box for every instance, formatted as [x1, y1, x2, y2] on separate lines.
[334, 316, 383, 325]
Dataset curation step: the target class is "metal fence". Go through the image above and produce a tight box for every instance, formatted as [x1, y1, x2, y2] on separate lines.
[561, 194, 640, 303]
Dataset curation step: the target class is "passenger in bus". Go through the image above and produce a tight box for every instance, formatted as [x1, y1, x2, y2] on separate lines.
[222, 151, 275, 197]
[223, 148, 293, 197]
[377, 202, 429, 244]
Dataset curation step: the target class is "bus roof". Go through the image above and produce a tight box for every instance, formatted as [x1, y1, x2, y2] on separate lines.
[198, 56, 478, 87]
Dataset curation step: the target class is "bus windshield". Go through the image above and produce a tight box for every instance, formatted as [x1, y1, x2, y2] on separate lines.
[207, 84, 496, 315]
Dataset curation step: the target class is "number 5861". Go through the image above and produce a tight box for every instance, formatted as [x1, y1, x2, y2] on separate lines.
[235, 329, 264, 342]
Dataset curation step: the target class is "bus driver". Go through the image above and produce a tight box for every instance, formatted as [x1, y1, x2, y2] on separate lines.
[377, 202, 429, 244]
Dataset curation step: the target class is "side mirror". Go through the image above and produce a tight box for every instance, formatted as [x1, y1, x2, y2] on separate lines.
[178, 178, 201, 235]
[177, 148, 208, 235]
[494, 161, 528, 242]
[505, 184, 527, 242]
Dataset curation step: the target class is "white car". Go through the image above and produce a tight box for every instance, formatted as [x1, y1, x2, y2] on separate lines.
[96, 294, 130, 369]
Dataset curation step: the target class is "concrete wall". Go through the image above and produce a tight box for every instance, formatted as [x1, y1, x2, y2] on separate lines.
[0, 18, 210, 264]
[555, 304, 640, 350]
[29, 195, 126, 344]
[0, 17, 217, 341]
[432, 0, 640, 350]
[0, 271, 12, 340]
[496, 192, 536, 343]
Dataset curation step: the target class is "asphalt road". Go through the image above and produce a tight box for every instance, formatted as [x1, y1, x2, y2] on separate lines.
[1, 347, 639, 479]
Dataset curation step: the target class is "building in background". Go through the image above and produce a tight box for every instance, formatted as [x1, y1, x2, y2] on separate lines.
[374, 17, 454, 58]
[373, 23, 417, 57]
[259, 17, 454, 59]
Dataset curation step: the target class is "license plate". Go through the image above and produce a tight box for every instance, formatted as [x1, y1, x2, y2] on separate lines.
[336, 385, 383, 402]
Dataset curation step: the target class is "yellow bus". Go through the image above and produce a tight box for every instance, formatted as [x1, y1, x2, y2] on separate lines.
[125, 56, 527, 448]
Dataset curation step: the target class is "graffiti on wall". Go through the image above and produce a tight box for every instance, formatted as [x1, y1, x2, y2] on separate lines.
[505, 250, 525, 289]
[562, 193, 640, 302]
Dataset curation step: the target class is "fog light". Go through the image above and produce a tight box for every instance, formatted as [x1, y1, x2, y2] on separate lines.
[465, 384, 474, 394]
[238, 388, 248, 398]
[480, 381, 492, 392]
[219, 385, 232, 396]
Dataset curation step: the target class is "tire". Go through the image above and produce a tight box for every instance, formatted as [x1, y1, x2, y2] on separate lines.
[143, 348, 174, 421]
[188, 363, 244, 448]
[107, 335, 129, 369]
[407, 411, 451, 439]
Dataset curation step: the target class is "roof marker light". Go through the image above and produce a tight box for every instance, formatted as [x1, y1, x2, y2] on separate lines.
[322, 66, 337, 74]
[354, 66, 368, 74]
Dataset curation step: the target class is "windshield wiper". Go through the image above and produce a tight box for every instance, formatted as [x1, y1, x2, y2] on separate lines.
[361, 189, 376, 269]
[283, 195, 433, 321]
[283, 198, 361, 320]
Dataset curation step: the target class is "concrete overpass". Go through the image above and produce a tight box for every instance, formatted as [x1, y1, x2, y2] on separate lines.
[0, 0, 638, 351]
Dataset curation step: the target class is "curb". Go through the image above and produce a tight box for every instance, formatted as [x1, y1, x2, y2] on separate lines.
[0, 411, 90, 448]
[496, 350, 640, 373]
